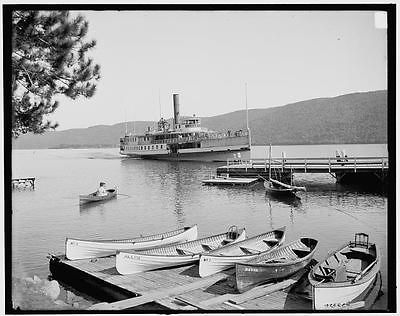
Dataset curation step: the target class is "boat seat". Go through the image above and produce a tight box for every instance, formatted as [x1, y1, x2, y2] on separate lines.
[221, 239, 234, 245]
[239, 246, 261, 255]
[292, 249, 311, 258]
[176, 248, 195, 255]
[263, 239, 279, 247]
[201, 244, 215, 251]
[319, 265, 336, 277]
[346, 268, 361, 274]
[264, 257, 288, 263]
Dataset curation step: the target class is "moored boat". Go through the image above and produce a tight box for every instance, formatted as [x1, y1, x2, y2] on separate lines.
[264, 178, 306, 195]
[79, 188, 117, 204]
[116, 226, 246, 275]
[235, 237, 318, 293]
[308, 233, 380, 310]
[263, 145, 306, 196]
[65, 225, 198, 260]
[199, 227, 286, 277]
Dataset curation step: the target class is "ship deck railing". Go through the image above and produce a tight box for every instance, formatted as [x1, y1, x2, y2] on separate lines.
[123, 132, 249, 145]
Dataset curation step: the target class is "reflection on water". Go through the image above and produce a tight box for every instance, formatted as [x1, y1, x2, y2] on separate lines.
[11, 148, 389, 310]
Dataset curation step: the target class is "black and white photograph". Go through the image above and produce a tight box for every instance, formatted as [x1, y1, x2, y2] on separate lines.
[4, 4, 395, 313]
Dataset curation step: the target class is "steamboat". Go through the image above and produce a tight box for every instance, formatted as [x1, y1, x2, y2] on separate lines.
[119, 94, 251, 161]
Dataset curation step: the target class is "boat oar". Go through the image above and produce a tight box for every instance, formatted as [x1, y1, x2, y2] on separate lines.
[117, 193, 131, 197]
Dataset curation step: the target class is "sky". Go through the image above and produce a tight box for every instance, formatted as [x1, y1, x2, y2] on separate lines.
[49, 10, 387, 130]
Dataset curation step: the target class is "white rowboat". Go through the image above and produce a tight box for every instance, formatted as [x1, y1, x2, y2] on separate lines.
[65, 225, 198, 260]
[308, 233, 380, 310]
[116, 226, 246, 275]
[199, 227, 286, 277]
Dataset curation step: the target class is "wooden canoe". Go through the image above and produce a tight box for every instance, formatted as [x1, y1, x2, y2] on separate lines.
[116, 226, 246, 275]
[199, 227, 286, 277]
[79, 188, 117, 204]
[308, 233, 380, 310]
[235, 237, 318, 293]
[65, 225, 198, 260]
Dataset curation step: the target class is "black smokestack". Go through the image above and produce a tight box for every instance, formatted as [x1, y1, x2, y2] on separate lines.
[173, 94, 180, 128]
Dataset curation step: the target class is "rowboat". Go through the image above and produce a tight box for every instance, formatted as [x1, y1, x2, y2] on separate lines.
[199, 227, 286, 277]
[235, 237, 318, 293]
[308, 233, 380, 310]
[79, 188, 117, 204]
[65, 225, 198, 260]
[116, 226, 246, 275]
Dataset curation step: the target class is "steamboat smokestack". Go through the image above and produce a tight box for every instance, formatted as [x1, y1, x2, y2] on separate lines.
[173, 93, 180, 128]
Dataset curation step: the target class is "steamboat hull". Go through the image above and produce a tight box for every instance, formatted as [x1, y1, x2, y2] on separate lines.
[121, 147, 250, 162]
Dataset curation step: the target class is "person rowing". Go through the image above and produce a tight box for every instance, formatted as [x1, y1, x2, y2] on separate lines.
[96, 182, 107, 196]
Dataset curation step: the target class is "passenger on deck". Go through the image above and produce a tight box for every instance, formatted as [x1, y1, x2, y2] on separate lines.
[96, 182, 107, 196]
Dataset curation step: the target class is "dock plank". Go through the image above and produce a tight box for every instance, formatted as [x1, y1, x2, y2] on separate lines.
[89, 270, 233, 310]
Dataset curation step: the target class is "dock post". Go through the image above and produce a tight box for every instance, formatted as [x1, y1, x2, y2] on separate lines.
[328, 158, 331, 172]
[354, 158, 357, 172]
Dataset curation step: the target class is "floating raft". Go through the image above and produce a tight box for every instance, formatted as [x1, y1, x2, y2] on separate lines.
[202, 176, 259, 186]
[49, 255, 312, 311]
[12, 177, 35, 189]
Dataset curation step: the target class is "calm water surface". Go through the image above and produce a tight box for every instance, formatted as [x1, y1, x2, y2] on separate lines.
[11, 145, 388, 310]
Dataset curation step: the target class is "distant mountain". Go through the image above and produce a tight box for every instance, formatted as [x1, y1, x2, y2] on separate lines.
[12, 90, 387, 149]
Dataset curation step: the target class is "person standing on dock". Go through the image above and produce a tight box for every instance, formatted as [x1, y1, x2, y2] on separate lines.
[96, 182, 107, 196]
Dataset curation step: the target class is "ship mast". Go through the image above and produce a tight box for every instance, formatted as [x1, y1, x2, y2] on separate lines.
[159, 89, 162, 119]
[245, 83, 251, 146]
[124, 108, 128, 135]
[269, 143, 272, 180]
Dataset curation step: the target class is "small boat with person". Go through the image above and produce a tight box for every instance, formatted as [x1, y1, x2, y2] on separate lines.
[79, 182, 117, 204]
[235, 237, 318, 293]
[308, 233, 380, 310]
[199, 227, 286, 277]
[65, 225, 198, 260]
[116, 226, 246, 275]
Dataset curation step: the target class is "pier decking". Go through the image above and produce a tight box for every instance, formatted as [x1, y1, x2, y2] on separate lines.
[49, 255, 312, 311]
[217, 156, 388, 184]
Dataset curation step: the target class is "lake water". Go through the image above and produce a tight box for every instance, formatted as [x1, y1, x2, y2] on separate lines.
[11, 144, 389, 310]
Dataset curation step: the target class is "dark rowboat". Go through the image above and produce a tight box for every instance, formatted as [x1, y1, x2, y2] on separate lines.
[235, 237, 318, 293]
[79, 188, 117, 204]
[264, 178, 306, 195]
[308, 233, 380, 310]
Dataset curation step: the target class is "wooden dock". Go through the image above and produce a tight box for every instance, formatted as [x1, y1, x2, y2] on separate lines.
[217, 156, 388, 184]
[49, 255, 312, 311]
